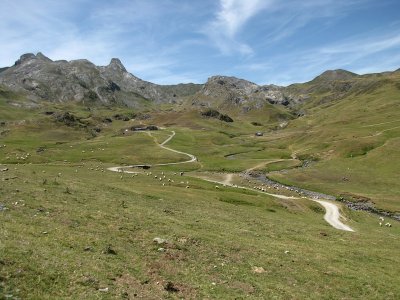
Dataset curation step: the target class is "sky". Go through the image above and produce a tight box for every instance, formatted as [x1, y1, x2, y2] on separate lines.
[1, 0, 400, 86]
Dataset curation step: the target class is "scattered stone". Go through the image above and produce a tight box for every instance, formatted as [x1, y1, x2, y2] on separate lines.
[0, 167, 8, 172]
[98, 287, 109, 292]
[252, 266, 266, 274]
[284, 250, 290, 254]
[103, 245, 117, 255]
[84, 246, 92, 252]
[157, 247, 165, 252]
[0, 204, 7, 211]
[153, 237, 167, 245]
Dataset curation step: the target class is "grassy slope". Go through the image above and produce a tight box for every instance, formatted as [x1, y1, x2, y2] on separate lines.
[1, 83, 400, 298]
[267, 76, 400, 212]
[1, 164, 399, 299]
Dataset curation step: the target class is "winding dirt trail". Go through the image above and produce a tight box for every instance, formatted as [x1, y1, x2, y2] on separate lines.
[108, 130, 354, 232]
[312, 199, 354, 232]
[199, 175, 354, 231]
[107, 131, 196, 173]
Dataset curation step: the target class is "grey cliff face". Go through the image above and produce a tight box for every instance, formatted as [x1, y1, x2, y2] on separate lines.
[0, 52, 300, 109]
[0, 52, 202, 106]
[192, 75, 293, 110]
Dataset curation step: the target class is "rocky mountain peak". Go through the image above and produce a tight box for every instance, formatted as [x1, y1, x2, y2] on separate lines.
[36, 52, 52, 62]
[107, 58, 127, 72]
[0, 52, 203, 107]
[14, 53, 36, 65]
[14, 52, 52, 66]
[206, 75, 257, 89]
[193, 74, 291, 109]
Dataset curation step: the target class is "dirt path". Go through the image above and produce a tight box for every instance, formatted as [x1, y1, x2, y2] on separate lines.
[156, 131, 197, 165]
[199, 174, 354, 231]
[247, 159, 285, 172]
[223, 173, 233, 185]
[108, 131, 354, 232]
[312, 199, 354, 231]
[361, 119, 400, 127]
[107, 131, 196, 173]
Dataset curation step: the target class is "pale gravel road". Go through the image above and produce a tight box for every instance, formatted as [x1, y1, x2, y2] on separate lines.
[108, 130, 354, 232]
[312, 199, 354, 231]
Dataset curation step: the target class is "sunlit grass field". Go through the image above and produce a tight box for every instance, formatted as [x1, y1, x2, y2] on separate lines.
[1, 80, 400, 298]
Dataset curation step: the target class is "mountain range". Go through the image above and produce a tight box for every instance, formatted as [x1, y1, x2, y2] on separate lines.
[0, 52, 399, 114]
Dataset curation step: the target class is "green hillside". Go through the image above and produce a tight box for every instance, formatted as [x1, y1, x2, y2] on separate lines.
[1, 70, 399, 298]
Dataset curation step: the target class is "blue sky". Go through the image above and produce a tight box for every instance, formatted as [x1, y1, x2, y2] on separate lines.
[1, 0, 400, 85]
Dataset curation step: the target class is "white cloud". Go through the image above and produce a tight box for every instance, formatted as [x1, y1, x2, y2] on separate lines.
[216, 0, 271, 37]
[253, 29, 400, 86]
[320, 34, 400, 55]
[203, 0, 272, 55]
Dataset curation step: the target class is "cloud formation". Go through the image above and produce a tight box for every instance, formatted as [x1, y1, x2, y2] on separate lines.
[0, 0, 399, 85]
[203, 0, 271, 55]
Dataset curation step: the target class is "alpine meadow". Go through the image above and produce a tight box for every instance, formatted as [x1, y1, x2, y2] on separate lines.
[1, 0, 400, 299]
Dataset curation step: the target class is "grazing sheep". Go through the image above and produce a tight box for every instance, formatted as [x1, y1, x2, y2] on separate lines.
[186, 186, 190, 188]
[379, 222, 382, 226]
[379, 216, 385, 221]
[215, 186, 219, 189]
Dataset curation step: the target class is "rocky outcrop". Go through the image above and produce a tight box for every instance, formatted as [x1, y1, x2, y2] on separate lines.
[191, 75, 295, 111]
[0, 52, 202, 107]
